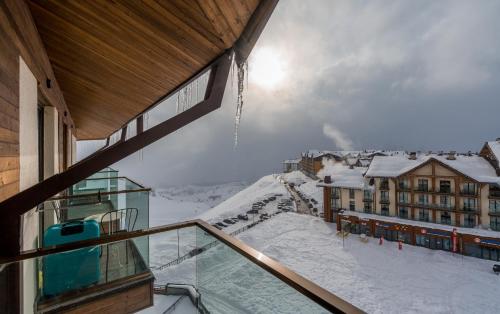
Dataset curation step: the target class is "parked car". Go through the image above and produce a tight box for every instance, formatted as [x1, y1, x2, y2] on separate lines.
[237, 214, 249, 221]
[259, 214, 269, 220]
[308, 204, 313, 208]
[223, 219, 235, 225]
[247, 209, 259, 214]
[215, 222, 227, 228]
[494, 264, 500, 275]
[212, 224, 222, 230]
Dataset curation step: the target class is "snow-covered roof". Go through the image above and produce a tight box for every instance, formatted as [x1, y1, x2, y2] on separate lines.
[366, 154, 499, 183]
[487, 141, 500, 162]
[318, 165, 369, 189]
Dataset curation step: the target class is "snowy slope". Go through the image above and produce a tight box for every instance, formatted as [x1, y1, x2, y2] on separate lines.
[149, 182, 248, 226]
[198, 174, 288, 222]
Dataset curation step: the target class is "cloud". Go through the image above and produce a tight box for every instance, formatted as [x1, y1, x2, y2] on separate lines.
[77, 0, 500, 188]
[322, 123, 354, 151]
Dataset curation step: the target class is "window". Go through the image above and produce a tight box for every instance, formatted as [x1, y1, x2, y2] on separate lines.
[398, 207, 408, 219]
[462, 182, 477, 195]
[332, 188, 340, 199]
[490, 200, 500, 213]
[380, 191, 389, 202]
[399, 192, 409, 204]
[418, 194, 429, 205]
[349, 189, 355, 199]
[440, 195, 450, 208]
[381, 206, 389, 216]
[463, 198, 477, 211]
[349, 200, 355, 211]
[363, 190, 373, 201]
[439, 180, 451, 193]
[398, 178, 409, 190]
[416, 235, 427, 247]
[418, 209, 430, 222]
[417, 179, 428, 192]
[491, 217, 500, 231]
[364, 203, 372, 213]
[331, 198, 341, 209]
[380, 178, 389, 190]
[440, 211, 451, 225]
[464, 214, 475, 228]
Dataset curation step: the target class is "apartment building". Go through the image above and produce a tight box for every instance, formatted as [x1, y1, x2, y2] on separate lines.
[320, 148, 500, 261]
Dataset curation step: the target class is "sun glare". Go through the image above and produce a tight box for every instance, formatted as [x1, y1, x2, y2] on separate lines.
[249, 47, 287, 90]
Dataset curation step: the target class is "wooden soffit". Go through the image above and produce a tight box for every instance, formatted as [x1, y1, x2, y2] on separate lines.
[28, 0, 263, 139]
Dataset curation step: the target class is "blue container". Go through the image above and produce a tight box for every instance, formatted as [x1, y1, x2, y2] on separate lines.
[43, 220, 100, 297]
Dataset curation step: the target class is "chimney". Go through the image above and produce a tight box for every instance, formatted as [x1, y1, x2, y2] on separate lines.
[324, 176, 332, 184]
[438, 151, 444, 156]
[408, 152, 417, 160]
[446, 151, 456, 160]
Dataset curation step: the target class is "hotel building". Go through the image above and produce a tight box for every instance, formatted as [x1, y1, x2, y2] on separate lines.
[320, 143, 500, 261]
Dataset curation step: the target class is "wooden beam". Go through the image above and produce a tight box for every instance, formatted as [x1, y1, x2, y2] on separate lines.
[0, 51, 230, 256]
[234, 0, 279, 64]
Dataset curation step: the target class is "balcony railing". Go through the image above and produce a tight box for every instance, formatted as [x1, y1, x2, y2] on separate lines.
[363, 197, 373, 202]
[462, 206, 479, 213]
[489, 190, 500, 198]
[411, 203, 454, 210]
[38, 177, 150, 249]
[397, 184, 410, 191]
[379, 183, 390, 190]
[414, 186, 430, 193]
[0, 220, 363, 314]
[379, 198, 390, 204]
[436, 188, 452, 194]
[460, 189, 477, 196]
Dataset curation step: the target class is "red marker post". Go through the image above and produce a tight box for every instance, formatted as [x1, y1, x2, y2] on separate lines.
[379, 236, 384, 245]
[398, 240, 403, 250]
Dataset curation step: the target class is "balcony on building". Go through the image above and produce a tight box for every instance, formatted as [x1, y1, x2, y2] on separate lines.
[379, 198, 390, 204]
[379, 180, 390, 191]
[397, 182, 411, 192]
[489, 185, 500, 198]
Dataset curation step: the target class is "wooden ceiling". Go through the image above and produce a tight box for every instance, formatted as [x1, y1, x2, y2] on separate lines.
[28, 0, 261, 139]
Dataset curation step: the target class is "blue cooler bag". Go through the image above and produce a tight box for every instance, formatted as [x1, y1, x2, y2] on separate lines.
[43, 220, 100, 297]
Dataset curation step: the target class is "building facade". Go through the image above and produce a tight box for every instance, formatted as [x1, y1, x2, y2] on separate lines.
[320, 149, 500, 261]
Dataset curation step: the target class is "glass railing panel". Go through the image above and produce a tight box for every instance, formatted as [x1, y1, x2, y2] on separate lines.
[38, 189, 150, 250]
[2, 224, 356, 313]
[195, 227, 329, 314]
[86, 167, 119, 179]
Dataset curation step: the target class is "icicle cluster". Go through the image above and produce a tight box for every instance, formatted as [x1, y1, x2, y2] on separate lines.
[233, 59, 248, 148]
[176, 71, 210, 114]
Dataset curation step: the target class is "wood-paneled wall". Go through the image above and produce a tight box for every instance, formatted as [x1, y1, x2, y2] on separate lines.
[0, 0, 73, 202]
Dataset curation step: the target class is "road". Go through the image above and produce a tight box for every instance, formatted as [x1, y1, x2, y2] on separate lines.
[285, 184, 312, 215]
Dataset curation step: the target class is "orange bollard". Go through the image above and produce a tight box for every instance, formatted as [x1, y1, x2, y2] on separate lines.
[398, 240, 403, 250]
[379, 236, 383, 245]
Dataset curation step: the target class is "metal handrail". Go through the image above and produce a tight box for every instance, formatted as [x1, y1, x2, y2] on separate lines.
[1, 219, 364, 314]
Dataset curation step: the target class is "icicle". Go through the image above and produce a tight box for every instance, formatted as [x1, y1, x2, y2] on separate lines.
[233, 57, 247, 148]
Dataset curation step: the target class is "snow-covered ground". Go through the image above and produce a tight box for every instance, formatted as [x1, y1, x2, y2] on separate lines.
[147, 173, 500, 313]
[238, 213, 500, 314]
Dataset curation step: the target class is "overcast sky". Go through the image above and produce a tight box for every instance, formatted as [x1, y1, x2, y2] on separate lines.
[79, 0, 500, 187]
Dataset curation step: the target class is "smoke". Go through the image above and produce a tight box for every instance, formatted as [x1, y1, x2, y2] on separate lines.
[322, 123, 354, 151]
